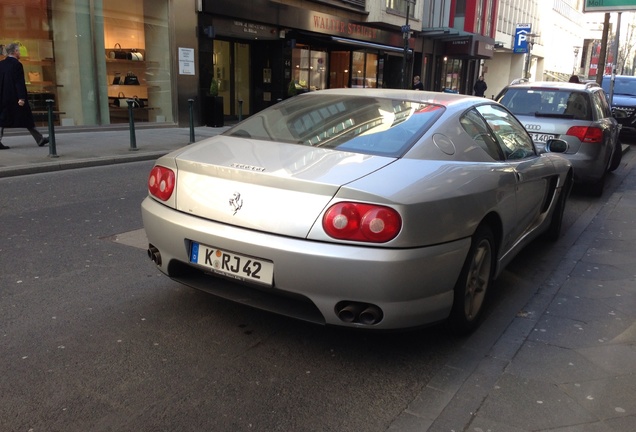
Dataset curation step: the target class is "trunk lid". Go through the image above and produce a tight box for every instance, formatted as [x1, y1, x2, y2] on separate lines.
[172, 136, 396, 237]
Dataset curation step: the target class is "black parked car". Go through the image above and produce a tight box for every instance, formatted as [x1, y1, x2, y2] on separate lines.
[602, 75, 636, 140]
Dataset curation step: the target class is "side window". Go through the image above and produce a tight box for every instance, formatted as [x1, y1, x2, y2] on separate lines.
[594, 90, 611, 119]
[460, 109, 503, 160]
[564, 92, 591, 120]
[476, 104, 537, 160]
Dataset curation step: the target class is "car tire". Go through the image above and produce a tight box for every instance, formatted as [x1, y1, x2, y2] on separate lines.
[448, 225, 495, 335]
[608, 140, 623, 172]
[544, 174, 572, 242]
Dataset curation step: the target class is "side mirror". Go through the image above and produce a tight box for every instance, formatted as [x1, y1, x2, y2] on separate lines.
[545, 138, 568, 153]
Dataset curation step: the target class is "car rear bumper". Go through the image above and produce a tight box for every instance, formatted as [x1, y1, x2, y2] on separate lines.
[141, 197, 471, 330]
[567, 155, 608, 184]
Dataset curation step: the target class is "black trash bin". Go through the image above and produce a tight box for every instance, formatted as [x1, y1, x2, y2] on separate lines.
[203, 96, 224, 127]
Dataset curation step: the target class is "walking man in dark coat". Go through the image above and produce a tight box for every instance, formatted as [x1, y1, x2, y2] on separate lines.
[0, 42, 49, 150]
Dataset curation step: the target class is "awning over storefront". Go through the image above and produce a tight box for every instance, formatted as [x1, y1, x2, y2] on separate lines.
[331, 36, 411, 54]
[420, 27, 463, 39]
[421, 27, 495, 59]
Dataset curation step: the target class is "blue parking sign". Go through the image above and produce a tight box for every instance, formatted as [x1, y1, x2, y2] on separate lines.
[514, 24, 531, 54]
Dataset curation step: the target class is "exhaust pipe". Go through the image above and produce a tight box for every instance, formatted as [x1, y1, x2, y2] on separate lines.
[337, 303, 365, 323]
[147, 244, 162, 266]
[335, 302, 383, 325]
[358, 305, 383, 325]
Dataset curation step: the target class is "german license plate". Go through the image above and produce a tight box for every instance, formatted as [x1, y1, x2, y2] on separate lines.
[190, 242, 274, 286]
[530, 133, 556, 143]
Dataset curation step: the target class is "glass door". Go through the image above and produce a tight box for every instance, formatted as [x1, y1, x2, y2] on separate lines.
[215, 40, 231, 118]
[351, 51, 378, 88]
[442, 58, 462, 93]
[214, 40, 251, 120]
[329, 51, 350, 88]
[234, 42, 250, 117]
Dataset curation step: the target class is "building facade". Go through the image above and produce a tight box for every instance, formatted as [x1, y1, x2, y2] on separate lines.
[486, 0, 542, 98]
[540, 0, 585, 82]
[0, 0, 499, 130]
[419, 0, 497, 95]
[197, 0, 423, 124]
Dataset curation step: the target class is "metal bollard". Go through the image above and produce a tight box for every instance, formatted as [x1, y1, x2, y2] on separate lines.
[45, 99, 58, 158]
[238, 99, 243, 122]
[188, 98, 195, 143]
[126, 99, 138, 151]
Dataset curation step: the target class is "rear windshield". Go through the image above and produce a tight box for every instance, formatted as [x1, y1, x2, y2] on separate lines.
[223, 94, 445, 157]
[602, 77, 636, 96]
[499, 88, 592, 120]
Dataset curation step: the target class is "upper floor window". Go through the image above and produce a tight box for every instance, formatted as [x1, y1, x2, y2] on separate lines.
[386, 0, 416, 18]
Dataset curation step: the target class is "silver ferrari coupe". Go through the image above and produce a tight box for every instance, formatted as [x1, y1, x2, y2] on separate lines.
[141, 89, 572, 333]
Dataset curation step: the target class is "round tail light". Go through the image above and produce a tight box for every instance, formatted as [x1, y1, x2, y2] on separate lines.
[148, 166, 175, 201]
[323, 202, 401, 243]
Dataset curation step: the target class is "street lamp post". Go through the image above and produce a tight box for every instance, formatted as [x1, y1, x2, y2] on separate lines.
[523, 33, 539, 79]
[400, 0, 415, 89]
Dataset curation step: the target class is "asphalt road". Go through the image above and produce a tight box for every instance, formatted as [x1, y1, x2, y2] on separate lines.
[0, 150, 632, 432]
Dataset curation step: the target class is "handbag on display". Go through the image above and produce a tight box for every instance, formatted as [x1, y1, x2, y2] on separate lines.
[127, 50, 144, 61]
[132, 96, 145, 108]
[111, 92, 145, 109]
[112, 72, 121, 85]
[123, 72, 140, 85]
[108, 43, 127, 60]
[113, 92, 128, 108]
[107, 44, 144, 61]
[15, 41, 28, 58]
[28, 71, 42, 83]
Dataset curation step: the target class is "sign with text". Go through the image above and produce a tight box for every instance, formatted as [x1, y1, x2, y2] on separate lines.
[514, 24, 532, 54]
[584, 0, 636, 12]
[178, 47, 195, 75]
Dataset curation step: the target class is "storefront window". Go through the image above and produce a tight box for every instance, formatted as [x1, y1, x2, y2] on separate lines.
[1, 1, 58, 126]
[351, 51, 365, 87]
[291, 45, 328, 92]
[0, 0, 172, 127]
[102, 0, 172, 124]
[351, 51, 378, 88]
[366, 53, 378, 87]
[443, 58, 462, 92]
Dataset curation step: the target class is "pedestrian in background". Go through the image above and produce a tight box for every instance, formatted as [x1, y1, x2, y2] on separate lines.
[473, 75, 488, 97]
[568, 75, 580, 83]
[0, 42, 49, 150]
[412, 75, 424, 90]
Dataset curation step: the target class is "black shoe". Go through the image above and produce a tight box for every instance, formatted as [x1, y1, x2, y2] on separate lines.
[38, 137, 49, 147]
[0, 142, 10, 150]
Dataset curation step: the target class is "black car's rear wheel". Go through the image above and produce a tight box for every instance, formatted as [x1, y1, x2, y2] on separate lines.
[448, 225, 495, 335]
[609, 140, 623, 172]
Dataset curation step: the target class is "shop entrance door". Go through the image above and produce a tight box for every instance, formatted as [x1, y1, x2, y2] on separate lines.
[214, 40, 251, 120]
[441, 58, 463, 93]
[329, 51, 350, 88]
